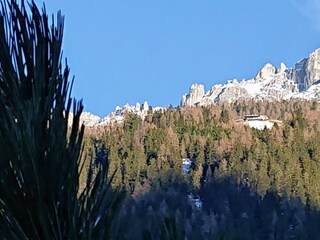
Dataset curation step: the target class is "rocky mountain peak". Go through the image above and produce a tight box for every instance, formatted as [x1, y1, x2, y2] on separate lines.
[142, 101, 149, 111]
[306, 48, 320, 84]
[255, 63, 276, 79]
[290, 48, 320, 91]
[277, 62, 287, 73]
[180, 83, 205, 107]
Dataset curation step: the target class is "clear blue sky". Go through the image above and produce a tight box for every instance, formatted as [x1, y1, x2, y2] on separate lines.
[35, 0, 320, 117]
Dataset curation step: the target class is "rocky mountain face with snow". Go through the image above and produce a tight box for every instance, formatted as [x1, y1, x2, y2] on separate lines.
[181, 48, 320, 107]
[76, 48, 320, 127]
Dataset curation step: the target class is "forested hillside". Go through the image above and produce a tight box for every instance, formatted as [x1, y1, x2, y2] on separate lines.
[81, 100, 320, 239]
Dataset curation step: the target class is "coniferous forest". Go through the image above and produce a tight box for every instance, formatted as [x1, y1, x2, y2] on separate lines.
[82, 100, 320, 239]
[1, 1, 320, 239]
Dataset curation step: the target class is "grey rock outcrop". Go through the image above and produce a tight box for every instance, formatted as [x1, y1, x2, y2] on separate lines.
[135, 102, 141, 112]
[142, 101, 149, 111]
[278, 62, 287, 73]
[181, 84, 205, 107]
[290, 48, 320, 91]
[255, 63, 276, 79]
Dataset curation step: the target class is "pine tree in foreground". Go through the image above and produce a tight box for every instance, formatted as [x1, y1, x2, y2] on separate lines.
[0, 1, 123, 239]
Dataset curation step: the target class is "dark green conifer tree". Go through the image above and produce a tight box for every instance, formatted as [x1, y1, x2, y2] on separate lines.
[0, 1, 123, 239]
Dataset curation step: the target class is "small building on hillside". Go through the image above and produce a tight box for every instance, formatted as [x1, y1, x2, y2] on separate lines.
[243, 114, 269, 121]
[237, 114, 282, 130]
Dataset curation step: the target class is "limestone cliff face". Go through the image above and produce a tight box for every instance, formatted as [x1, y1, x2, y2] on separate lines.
[255, 63, 276, 80]
[278, 62, 287, 74]
[180, 84, 205, 107]
[290, 48, 320, 91]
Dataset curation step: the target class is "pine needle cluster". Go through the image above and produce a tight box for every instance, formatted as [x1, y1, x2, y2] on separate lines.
[0, 1, 123, 239]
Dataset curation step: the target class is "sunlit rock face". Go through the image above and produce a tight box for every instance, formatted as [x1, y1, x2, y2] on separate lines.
[290, 48, 320, 91]
[255, 63, 277, 80]
[180, 84, 205, 107]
